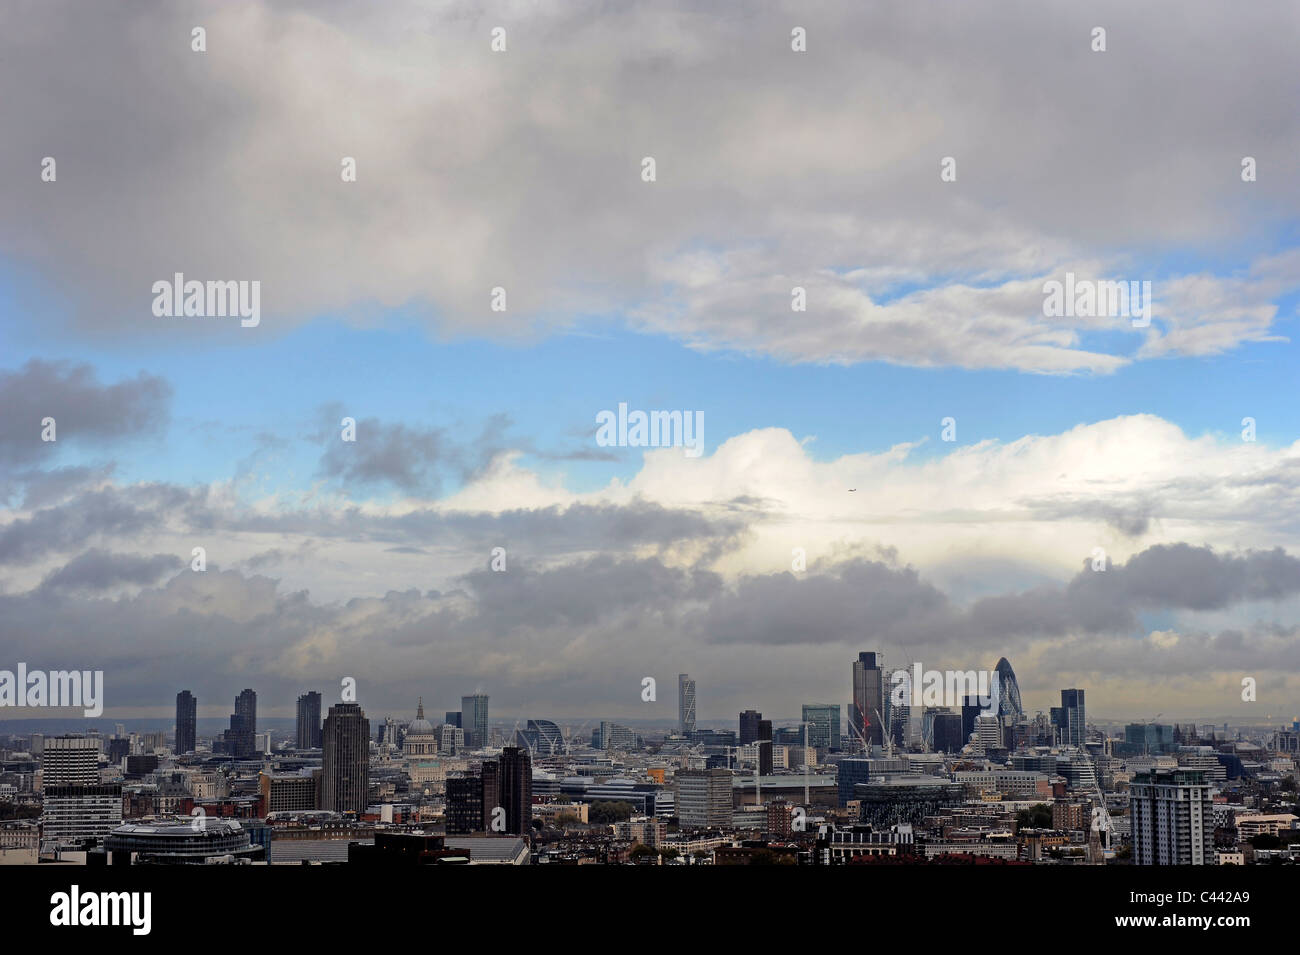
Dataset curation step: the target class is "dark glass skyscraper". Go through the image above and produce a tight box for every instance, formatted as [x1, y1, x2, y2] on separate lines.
[461, 693, 489, 748]
[175, 690, 196, 754]
[321, 702, 370, 813]
[296, 691, 322, 749]
[223, 688, 256, 757]
[851, 652, 885, 749]
[739, 709, 762, 745]
[1053, 688, 1086, 746]
[498, 745, 533, 835]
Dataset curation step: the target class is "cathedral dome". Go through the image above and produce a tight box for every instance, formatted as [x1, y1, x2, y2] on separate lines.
[407, 697, 435, 737]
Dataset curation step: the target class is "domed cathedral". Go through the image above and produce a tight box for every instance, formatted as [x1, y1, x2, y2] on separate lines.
[403, 698, 445, 794]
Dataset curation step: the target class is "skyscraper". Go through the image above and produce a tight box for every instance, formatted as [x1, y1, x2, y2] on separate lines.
[757, 719, 773, 776]
[296, 691, 323, 749]
[461, 693, 489, 749]
[175, 690, 196, 754]
[739, 709, 762, 745]
[678, 673, 696, 737]
[1052, 688, 1086, 747]
[802, 703, 841, 750]
[993, 658, 1024, 720]
[851, 652, 885, 749]
[497, 745, 533, 835]
[223, 688, 257, 757]
[320, 702, 370, 813]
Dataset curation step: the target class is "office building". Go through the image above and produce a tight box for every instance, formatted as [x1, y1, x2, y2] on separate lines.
[739, 710, 762, 746]
[1130, 769, 1213, 865]
[598, 721, 637, 751]
[931, 711, 964, 753]
[461, 693, 489, 749]
[175, 690, 197, 754]
[42, 735, 100, 785]
[993, 657, 1024, 719]
[520, 719, 565, 757]
[447, 775, 484, 834]
[259, 770, 318, 814]
[320, 702, 370, 813]
[851, 652, 885, 749]
[802, 703, 841, 751]
[1051, 688, 1086, 747]
[41, 735, 120, 847]
[676, 769, 732, 829]
[757, 719, 773, 776]
[498, 746, 533, 835]
[296, 691, 322, 749]
[678, 674, 696, 736]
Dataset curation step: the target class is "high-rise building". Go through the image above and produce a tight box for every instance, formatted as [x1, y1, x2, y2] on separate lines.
[931, 711, 964, 753]
[445, 711, 461, 728]
[757, 719, 773, 776]
[497, 746, 533, 835]
[42, 734, 99, 785]
[41, 736, 121, 847]
[993, 658, 1024, 720]
[961, 696, 984, 745]
[446, 775, 483, 834]
[1052, 688, 1086, 747]
[461, 693, 489, 749]
[678, 674, 696, 737]
[222, 688, 257, 757]
[598, 721, 637, 751]
[676, 768, 732, 829]
[175, 690, 197, 754]
[521, 719, 564, 756]
[1130, 769, 1213, 865]
[320, 702, 370, 813]
[802, 703, 841, 751]
[296, 691, 322, 749]
[851, 652, 885, 749]
[739, 709, 762, 745]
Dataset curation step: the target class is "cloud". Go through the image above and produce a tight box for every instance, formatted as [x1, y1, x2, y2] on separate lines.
[4, 1, 1298, 370]
[38, 549, 183, 593]
[2, 542, 1297, 720]
[0, 360, 170, 470]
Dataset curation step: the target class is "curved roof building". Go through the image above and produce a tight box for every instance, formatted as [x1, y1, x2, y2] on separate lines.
[994, 658, 1024, 720]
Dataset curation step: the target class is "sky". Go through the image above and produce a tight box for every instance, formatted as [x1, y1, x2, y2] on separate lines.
[1, 0, 1299, 727]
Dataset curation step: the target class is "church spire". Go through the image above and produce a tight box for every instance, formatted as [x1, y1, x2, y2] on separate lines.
[416, 696, 424, 720]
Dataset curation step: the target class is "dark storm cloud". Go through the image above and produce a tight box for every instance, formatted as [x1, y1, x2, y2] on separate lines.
[39, 549, 183, 592]
[702, 545, 1300, 649]
[0, 360, 170, 469]
[1, 543, 1297, 717]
